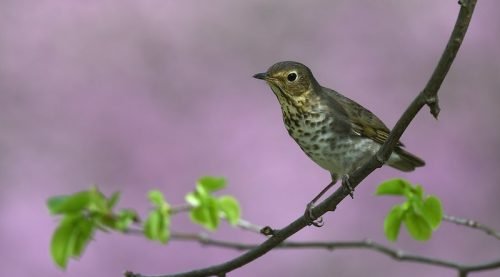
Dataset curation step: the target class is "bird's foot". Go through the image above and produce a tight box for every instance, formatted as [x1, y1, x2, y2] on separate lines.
[304, 202, 324, 227]
[342, 174, 355, 199]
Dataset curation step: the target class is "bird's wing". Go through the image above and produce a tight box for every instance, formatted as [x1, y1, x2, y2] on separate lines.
[323, 87, 404, 146]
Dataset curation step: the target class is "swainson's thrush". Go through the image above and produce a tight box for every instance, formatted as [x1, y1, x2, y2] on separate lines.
[254, 61, 424, 226]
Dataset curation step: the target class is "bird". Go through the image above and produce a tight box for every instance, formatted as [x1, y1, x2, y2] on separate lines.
[253, 61, 425, 226]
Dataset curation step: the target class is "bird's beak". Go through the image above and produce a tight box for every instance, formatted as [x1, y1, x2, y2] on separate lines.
[253, 72, 267, 80]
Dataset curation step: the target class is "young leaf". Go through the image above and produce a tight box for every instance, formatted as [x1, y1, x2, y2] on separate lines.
[409, 196, 424, 216]
[413, 185, 424, 200]
[197, 176, 226, 193]
[115, 209, 139, 231]
[95, 213, 116, 230]
[47, 196, 69, 213]
[190, 197, 220, 230]
[148, 190, 166, 208]
[185, 192, 201, 207]
[47, 191, 91, 215]
[217, 196, 241, 225]
[143, 211, 170, 243]
[377, 178, 444, 242]
[375, 178, 410, 196]
[107, 192, 121, 209]
[50, 215, 94, 268]
[71, 220, 94, 257]
[88, 188, 109, 212]
[144, 211, 159, 240]
[51, 219, 74, 268]
[422, 196, 443, 229]
[404, 210, 432, 241]
[384, 205, 405, 241]
[159, 215, 171, 243]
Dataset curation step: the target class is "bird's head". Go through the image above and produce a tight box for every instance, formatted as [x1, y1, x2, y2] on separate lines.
[253, 61, 321, 103]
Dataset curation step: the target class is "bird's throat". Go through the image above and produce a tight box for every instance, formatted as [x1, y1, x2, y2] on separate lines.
[268, 84, 317, 119]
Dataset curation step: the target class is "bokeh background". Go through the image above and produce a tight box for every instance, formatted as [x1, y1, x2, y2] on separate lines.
[1, 0, 499, 276]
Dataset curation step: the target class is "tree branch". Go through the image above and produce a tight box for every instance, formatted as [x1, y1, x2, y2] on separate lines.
[123, 211, 500, 276]
[125, 211, 500, 277]
[125, 1, 477, 276]
[161, 233, 500, 276]
[443, 214, 500, 241]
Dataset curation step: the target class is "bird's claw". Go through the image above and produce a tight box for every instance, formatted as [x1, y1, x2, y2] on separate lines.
[304, 202, 324, 227]
[342, 174, 355, 199]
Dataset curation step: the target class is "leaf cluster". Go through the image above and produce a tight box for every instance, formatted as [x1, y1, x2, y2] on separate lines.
[47, 177, 241, 269]
[376, 178, 443, 241]
[47, 188, 138, 268]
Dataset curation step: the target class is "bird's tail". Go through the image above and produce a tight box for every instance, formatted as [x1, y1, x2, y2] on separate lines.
[387, 147, 425, 172]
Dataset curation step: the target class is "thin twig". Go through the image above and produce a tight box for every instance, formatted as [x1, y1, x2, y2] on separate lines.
[125, 228, 500, 276]
[169, 204, 192, 214]
[125, 1, 477, 276]
[124, 218, 263, 238]
[444, 214, 500, 241]
[170, 203, 264, 234]
[235, 218, 264, 234]
[168, 233, 500, 275]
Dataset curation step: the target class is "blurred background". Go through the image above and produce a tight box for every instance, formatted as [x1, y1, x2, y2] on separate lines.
[1, 0, 499, 276]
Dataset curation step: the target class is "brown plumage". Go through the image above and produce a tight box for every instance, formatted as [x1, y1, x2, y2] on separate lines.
[326, 87, 425, 171]
[254, 61, 424, 180]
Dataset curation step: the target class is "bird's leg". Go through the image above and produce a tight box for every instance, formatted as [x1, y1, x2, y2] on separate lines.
[304, 174, 338, 227]
[341, 174, 355, 199]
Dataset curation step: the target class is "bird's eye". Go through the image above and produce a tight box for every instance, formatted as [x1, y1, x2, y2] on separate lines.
[287, 72, 297, 82]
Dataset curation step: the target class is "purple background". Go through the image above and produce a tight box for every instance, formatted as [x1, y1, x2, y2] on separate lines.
[1, 0, 499, 276]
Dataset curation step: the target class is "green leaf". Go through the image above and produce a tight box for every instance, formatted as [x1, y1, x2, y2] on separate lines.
[217, 196, 241, 225]
[94, 214, 115, 230]
[404, 210, 432, 241]
[143, 210, 170, 243]
[50, 215, 94, 268]
[413, 185, 424, 200]
[197, 176, 227, 193]
[422, 196, 443, 229]
[376, 179, 443, 242]
[101, 209, 139, 232]
[51, 219, 74, 268]
[195, 185, 209, 199]
[384, 205, 405, 241]
[144, 190, 171, 241]
[375, 178, 411, 196]
[47, 196, 69, 213]
[88, 188, 108, 212]
[190, 197, 219, 230]
[148, 190, 166, 208]
[144, 211, 159, 240]
[188, 188, 211, 210]
[409, 196, 424, 216]
[107, 192, 121, 209]
[72, 220, 94, 257]
[185, 192, 201, 207]
[47, 191, 92, 215]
